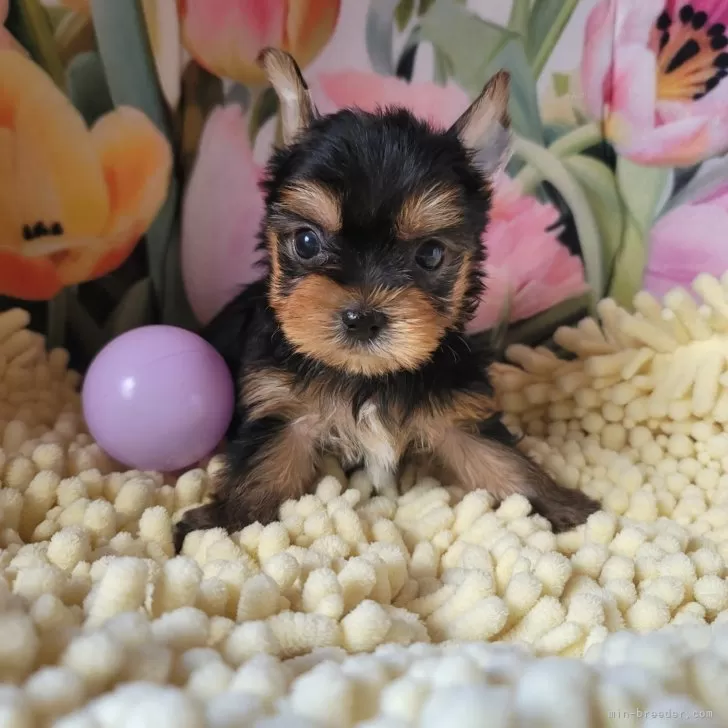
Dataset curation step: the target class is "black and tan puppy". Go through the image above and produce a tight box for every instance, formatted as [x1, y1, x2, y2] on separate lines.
[173, 48, 599, 552]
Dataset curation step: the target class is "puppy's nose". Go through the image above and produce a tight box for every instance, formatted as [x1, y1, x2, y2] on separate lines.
[341, 308, 388, 342]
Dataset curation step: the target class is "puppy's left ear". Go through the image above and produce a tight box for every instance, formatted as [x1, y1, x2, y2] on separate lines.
[257, 47, 318, 145]
[449, 70, 511, 177]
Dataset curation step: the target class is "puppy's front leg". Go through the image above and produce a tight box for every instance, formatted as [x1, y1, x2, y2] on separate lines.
[173, 416, 319, 552]
[429, 417, 599, 532]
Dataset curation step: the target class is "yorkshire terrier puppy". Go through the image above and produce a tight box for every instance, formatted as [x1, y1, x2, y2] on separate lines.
[173, 48, 599, 553]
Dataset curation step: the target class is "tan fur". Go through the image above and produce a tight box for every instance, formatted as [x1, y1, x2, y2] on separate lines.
[243, 369, 407, 490]
[179, 368, 597, 545]
[257, 48, 317, 145]
[449, 253, 473, 323]
[452, 70, 510, 149]
[396, 185, 464, 240]
[279, 181, 342, 232]
[450, 70, 511, 176]
[272, 275, 449, 376]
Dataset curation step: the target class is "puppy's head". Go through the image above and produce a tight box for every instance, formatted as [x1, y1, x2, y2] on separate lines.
[258, 48, 510, 377]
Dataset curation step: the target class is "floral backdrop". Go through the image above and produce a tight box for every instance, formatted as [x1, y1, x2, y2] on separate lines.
[1, 0, 727, 367]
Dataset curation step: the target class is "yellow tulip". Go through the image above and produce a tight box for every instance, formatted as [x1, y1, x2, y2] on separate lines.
[0, 50, 172, 300]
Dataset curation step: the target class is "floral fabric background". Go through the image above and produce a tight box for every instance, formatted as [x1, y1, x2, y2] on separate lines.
[1, 0, 727, 367]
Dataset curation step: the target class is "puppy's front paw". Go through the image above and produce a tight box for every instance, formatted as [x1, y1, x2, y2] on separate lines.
[530, 488, 601, 533]
[173, 502, 225, 553]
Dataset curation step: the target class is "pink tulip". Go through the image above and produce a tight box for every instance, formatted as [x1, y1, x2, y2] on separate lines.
[582, 0, 728, 166]
[181, 105, 265, 324]
[183, 72, 587, 329]
[179, 0, 340, 86]
[643, 183, 728, 298]
[467, 175, 589, 332]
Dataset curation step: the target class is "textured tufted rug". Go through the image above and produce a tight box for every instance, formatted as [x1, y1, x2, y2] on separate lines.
[1, 276, 728, 726]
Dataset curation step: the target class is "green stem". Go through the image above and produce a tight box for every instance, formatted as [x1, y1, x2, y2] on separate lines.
[507, 0, 530, 36]
[530, 0, 580, 78]
[515, 121, 603, 193]
[66, 291, 106, 359]
[512, 133, 603, 306]
[607, 220, 645, 308]
[46, 288, 69, 350]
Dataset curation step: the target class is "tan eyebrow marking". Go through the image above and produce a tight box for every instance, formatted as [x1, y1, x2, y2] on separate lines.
[278, 181, 342, 232]
[396, 185, 464, 240]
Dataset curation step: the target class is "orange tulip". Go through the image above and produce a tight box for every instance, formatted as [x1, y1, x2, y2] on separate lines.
[0, 50, 172, 300]
[179, 0, 341, 85]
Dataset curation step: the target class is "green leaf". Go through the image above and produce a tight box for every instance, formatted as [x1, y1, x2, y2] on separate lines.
[552, 72, 570, 97]
[66, 291, 106, 359]
[90, 0, 179, 324]
[563, 155, 625, 287]
[507, 0, 531, 37]
[608, 158, 672, 307]
[43, 5, 71, 31]
[248, 86, 280, 145]
[106, 277, 153, 337]
[418, 0, 436, 14]
[512, 134, 603, 305]
[616, 157, 671, 236]
[395, 0, 415, 32]
[608, 220, 646, 309]
[419, 1, 517, 94]
[15, 0, 65, 87]
[180, 61, 225, 175]
[365, 0, 400, 75]
[482, 39, 544, 145]
[527, 0, 580, 77]
[419, 0, 543, 145]
[90, 0, 171, 136]
[47, 288, 69, 350]
[161, 227, 200, 330]
[66, 51, 114, 126]
[55, 11, 96, 66]
[432, 45, 452, 85]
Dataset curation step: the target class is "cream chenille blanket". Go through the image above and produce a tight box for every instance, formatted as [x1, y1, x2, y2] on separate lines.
[1, 276, 728, 727]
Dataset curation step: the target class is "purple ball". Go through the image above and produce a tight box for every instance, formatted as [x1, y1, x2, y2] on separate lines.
[82, 325, 235, 472]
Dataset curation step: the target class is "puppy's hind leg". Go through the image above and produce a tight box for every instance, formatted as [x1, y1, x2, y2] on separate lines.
[431, 424, 599, 533]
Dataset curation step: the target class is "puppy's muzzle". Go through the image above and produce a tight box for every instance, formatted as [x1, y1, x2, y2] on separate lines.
[340, 306, 388, 343]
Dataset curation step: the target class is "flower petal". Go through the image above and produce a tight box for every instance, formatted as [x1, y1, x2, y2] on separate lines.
[645, 200, 728, 297]
[616, 0, 664, 46]
[3, 51, 110, 238]
[0, 249, 62, 299]
[181, 104, 265, 324]
[312, 71, 469, 128]
[611, 44, 657, 132]
[614, 114, 712, 165]
[581, 0, 617, 119]
[180, 0, 285, 85]
[90, 105, 172, 241]
[0, 128, 20, 246]
[467, 177, 587, 332]
[286, 0, 340, 69]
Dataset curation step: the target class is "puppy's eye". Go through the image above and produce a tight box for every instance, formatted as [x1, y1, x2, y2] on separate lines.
[293, 228, 322, 260]
[415, 240, 445, 271]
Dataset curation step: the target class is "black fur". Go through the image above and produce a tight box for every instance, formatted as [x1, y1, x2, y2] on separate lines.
[173, 102, 599, 552]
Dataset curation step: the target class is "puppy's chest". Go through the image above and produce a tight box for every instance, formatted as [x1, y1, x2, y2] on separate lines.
[324, 400, 404, 490]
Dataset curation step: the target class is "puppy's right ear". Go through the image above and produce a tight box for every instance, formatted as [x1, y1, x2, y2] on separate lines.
[257, 48, 318, 146]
